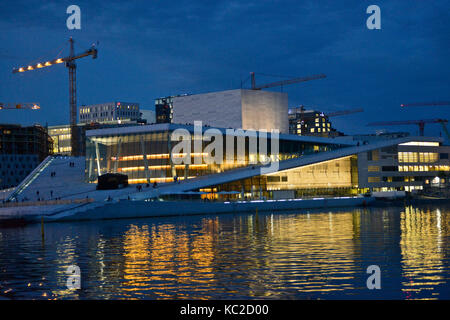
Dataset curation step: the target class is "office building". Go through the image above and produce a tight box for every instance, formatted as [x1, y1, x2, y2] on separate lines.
[155, 95, 190, 124]
[48, 124, 85, 155]
[79, 102, 140, 124]
[49, 122, 144, 156]
[288, 106, 342, 137]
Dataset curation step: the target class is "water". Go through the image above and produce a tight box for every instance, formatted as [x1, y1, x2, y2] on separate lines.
[0, 204, 449, 300]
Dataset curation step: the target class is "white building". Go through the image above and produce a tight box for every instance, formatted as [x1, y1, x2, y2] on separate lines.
[79, 102, 140, 124]
[172, 89, 289, 133]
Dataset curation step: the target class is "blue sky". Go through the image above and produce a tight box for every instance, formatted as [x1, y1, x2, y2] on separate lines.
[0, 0, 449, 139]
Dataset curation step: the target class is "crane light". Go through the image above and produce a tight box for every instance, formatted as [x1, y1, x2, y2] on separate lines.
[56, 59, 63, 63]
[37, 63, 43, 68]
[27, 66, 33, 70]
[18, 68, 24, 72]
[45, 61, 52, 66]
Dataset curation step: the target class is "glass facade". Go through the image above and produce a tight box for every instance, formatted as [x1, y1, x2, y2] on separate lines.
[85, 125, 345, 184]
[213, 156, 359, 199]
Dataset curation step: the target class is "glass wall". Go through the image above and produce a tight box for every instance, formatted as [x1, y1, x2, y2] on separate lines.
[209, 156, 359, 199]
[85, 127, 346, 184]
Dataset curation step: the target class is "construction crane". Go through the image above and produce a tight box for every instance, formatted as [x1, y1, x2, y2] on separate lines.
[250, 72, 326, 90]
[367, 119, 448, 137]
[12, 37, 98, 156]
[400, 101, 450, 107]
[0, 102, 40, 110]
[289, 106, 363, 118]
[325, 108, 364, 117]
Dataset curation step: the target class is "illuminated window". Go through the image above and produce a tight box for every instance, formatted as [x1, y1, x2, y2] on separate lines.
[400, 141, 439, 146]
[368, 177, 380, 183]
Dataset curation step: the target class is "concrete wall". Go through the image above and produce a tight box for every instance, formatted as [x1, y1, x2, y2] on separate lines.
[172, 89, 288, 133]
[241, 89, 288, 133]
[173, 89, 243, 128]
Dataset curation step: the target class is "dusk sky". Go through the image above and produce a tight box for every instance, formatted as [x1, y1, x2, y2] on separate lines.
[0, 0, 448, 140]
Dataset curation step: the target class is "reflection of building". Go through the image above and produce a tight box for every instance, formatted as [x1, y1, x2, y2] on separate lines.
[288, 106, 342, 137]
[79, 102, 140, 124]
[0, 124, 52, 189]
[85, 122, 450, 197]
[173, 90, 289, 133]
[400, 206, 448, 299]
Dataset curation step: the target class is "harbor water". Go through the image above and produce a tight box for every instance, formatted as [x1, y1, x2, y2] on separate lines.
[0, 204, 449, 299]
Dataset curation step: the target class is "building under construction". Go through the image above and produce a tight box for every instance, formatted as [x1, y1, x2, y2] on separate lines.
[0, 124, 52, 189]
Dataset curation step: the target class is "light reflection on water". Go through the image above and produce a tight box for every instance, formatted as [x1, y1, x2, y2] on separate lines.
[0, 205, 449, 300]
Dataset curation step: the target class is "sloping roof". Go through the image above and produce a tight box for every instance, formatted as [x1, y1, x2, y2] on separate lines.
[86, 123, 357, 146]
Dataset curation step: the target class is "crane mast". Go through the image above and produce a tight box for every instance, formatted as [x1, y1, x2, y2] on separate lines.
[67, 38, 78, 155]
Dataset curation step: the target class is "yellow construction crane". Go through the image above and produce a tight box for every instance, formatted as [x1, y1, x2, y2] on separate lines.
[12, 37, 98, 156]
[0, 102, 40, 110]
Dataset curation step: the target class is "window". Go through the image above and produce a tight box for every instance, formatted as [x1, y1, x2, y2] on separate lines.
[368, 150, 379, 161]
[368, 177, 380, 183]
[368, 166, 380, 172]
[400, 141, 439, 146]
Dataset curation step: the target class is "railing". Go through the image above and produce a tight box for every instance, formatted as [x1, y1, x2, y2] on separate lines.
[6, 156, 54, 202]
[1, 197, 94, 208]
